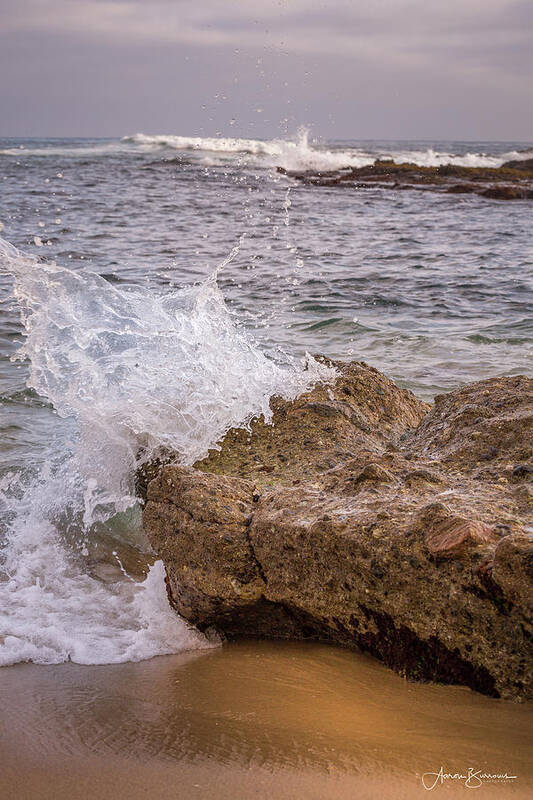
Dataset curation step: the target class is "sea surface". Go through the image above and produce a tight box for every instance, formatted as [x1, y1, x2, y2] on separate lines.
[0, 132, 532, 667]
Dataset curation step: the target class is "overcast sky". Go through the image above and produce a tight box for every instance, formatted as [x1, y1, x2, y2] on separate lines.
[1, 0, 531, 140]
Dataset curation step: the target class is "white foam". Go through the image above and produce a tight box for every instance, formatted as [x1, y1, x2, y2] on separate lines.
[381, 146, 527, 169]
[2, 131, 531, 171]
[0, 238, 333, 666]
[122, 131, 533, 171]
[124, 132, 284, 155]
[128, 133, 533, 171]
[0, 495, 207, 666]
[0, 142, 132, 158]
[124, 128, 374, 171]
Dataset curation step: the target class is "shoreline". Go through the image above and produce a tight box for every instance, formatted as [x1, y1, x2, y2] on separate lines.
[3, 640, 533, 799]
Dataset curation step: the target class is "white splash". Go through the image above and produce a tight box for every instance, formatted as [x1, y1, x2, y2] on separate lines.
[0, 238, 333, 666]
[122, 131, 533, 171]
[124, 128, 375, 171]
[2, 131, 531, 172]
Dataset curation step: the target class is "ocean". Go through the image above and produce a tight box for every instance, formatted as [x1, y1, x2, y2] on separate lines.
[1, 131, 532, 667]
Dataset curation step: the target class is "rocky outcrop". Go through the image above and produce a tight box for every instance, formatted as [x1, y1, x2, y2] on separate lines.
[143, 361, 533, 700]
[278, 160, 533, 200]
[501, 157, 533, 172]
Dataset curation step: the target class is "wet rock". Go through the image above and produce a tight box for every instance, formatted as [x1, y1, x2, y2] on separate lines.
[280, 160, 533, 201]
[423, 516, 496, 559]
[493, 534, 533, 618]
[513, 464, 533, 480]
[482, 185, 533, 200]
[501, 157, 533, 172]
[193, 360, 428, 491]
[352, 463, 397, 486]
[446, 183, 477, 194]
[143, 361, 533, 700]
[143, 467, 266, 625]
[409, 375, 533, 469]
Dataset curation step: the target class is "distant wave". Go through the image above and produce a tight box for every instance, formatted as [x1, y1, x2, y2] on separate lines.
[123, 130, 533, 171]
[0, 142, 128, 158]
[1, 130, 532, 172]
[123, 129, 375, 171]
[123, 132, 286, 155]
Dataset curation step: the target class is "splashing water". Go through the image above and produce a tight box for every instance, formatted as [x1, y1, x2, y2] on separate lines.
[119, 130, 533, 171]
[0, 238, 333, 666]
[2, 129, 532, 172]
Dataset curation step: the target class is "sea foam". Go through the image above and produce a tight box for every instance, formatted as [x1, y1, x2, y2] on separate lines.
[0, 238, 332, 665]
[123, 130, 533, 171]
[4, 130, 530, 172]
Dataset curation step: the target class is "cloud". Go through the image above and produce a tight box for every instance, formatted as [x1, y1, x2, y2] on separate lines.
[0, 0, 533, 91]
[2, 0, 530, 85]
[0, 0, 531, 138]
[2, 0, 529, 55]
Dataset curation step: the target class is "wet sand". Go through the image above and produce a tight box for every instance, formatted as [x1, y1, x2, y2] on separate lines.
[2, 641, 532, 799]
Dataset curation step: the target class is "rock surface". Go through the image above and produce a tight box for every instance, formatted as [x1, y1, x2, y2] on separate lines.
[143, 360, 533, 700]
[501, 156, 533, 172]
[278, 160, 533, 200]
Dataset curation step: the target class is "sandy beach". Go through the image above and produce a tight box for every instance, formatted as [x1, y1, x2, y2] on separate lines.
[2, 641, 532, 799]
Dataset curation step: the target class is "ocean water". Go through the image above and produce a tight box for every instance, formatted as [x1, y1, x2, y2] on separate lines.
[0, 131, 532, 667]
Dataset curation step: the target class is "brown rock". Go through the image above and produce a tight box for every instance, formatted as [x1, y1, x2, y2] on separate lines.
[493, 534, 533, 617]
[280, 160, 533, 201]
[409, 374, 533, 469]
[352, 463, 397, 486]
[143, 361, 533, 700]
[424, 515, 496, 558]
[193, 360, 428, 490]
[446, 184, 477, 194]
[482, 185, 531, 200]
[143, 467, 265, 624]
[501, 157, 533, 172]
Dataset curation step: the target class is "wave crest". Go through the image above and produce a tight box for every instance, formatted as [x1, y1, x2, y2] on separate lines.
[2, 130, 532, 172]
[0, 237, 333, 666]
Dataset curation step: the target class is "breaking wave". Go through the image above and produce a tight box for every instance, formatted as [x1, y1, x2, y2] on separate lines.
[2, 129, 531, 172]
[0, 237, 332, 666]
[125, 131, 533, 171]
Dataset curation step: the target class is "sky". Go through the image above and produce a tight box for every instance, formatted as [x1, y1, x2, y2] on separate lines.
[1, 0, 532, 140]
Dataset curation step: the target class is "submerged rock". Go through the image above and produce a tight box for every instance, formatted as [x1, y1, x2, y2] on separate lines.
[143, 361, 533, 700]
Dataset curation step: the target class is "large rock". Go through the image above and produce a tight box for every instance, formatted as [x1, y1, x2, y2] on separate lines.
[143, 361, 533, 700]
[279, 160, 533, 200]
[501, 157, 533, 172]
